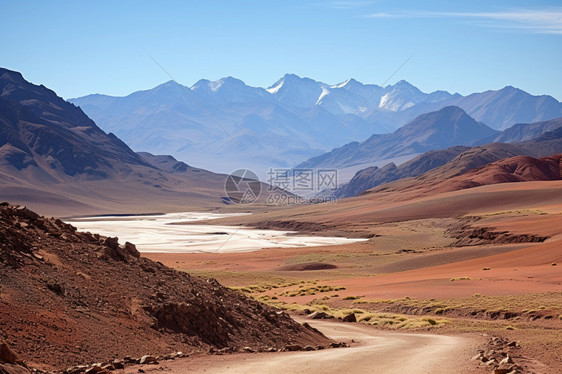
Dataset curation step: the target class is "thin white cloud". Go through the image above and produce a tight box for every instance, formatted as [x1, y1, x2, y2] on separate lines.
[326, 1, 377, 10]
[365, 8, 562, 34]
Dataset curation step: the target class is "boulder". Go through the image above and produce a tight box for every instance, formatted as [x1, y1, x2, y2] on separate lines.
[342, 313, 356, 323]
[309, 311, 331, 320]
[493, 368, 511, 374]
[499, 355, 514, 364]
[84, 365, 104, 373]
[111, 360, 124, 369]
[329, 342, 347, 348]
[0, 343, 18, 364]
[66, 365, 88, 374]
[103, 237, 119, 249]
[124, 242, 140, 258]
[138, 355, 158, 364]
[284, 344, 304, 352]
[0, 363, 30, 374]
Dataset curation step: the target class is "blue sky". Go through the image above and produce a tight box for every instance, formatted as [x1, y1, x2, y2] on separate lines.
[2, 0, 561, 100]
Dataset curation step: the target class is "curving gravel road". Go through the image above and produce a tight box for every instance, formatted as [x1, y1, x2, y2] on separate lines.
[125, 318, 477, 374]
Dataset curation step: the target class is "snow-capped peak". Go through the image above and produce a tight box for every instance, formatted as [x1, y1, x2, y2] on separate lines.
[315, 87, 331, 105]
[267, 73, 306, 94]
[267, 80, 284, 94]
[333, 78, 352, 89]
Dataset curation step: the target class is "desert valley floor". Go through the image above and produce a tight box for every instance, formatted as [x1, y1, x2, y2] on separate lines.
[5, 180, 554, 373]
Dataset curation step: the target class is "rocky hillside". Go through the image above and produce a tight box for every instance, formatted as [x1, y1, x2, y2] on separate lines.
[441, 153, 562, 190]
[334, 146, 470, 198]
[337, 124, 562, 198]
[0, 68, 147, 176]
[0, 68, 241, 215]
[366, 153, 562, 197]
[491, 117, 562, 143]
[0, 203, 328, 371]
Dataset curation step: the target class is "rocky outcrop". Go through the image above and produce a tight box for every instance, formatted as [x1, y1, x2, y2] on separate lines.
[0, 343, 19, 364]
[473, 336, 524, 374]
[0, 343, 29, 374]
[0, 203, 329, 370]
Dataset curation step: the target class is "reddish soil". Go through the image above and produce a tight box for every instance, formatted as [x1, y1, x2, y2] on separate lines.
[367, 153, 562, 197]
[0, 204, 328, 371]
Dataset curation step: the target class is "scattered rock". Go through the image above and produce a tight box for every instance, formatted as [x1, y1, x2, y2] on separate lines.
[137, 355, 158, 365]
[111, 360, 124, 369]
[474, 336, 525, 374]
[499, 355, 514, 365]
[284, 344, 304, 352]
[342, 313, 356, 323]
[493, 369, 510, 374]
[308, 311, 332, 320]
[329, 342, 347, 348]
[46, 282, 65, 296]
[84, 365, 104, 374]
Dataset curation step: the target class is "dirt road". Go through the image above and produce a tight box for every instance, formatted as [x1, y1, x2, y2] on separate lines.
[125, 318, 477, 374]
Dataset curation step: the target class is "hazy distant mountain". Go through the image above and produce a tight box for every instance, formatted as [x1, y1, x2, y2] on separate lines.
[137, 152, 193, 173]
[516, 126, 562, 157]
[336, 120, 562, 198]
[388, 86, 562, 131]
[297, 106, 498, 171]
[491, 117, 562, 143]
[334, 146, 470, 198]
[70, 75, 562, 175]
[72, 79, 341, 174]
[447, 86, 562, 130]
[0, 67, 231, 215]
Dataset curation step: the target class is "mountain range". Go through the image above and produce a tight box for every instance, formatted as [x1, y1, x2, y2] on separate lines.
[300, 108, 562, 181]
[337, 126, 562, 198]
[4, 66, 562, 214]
[0, 68, 233, 215]
[70, 75, 562, 175]
[297, 106, 498, 171]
